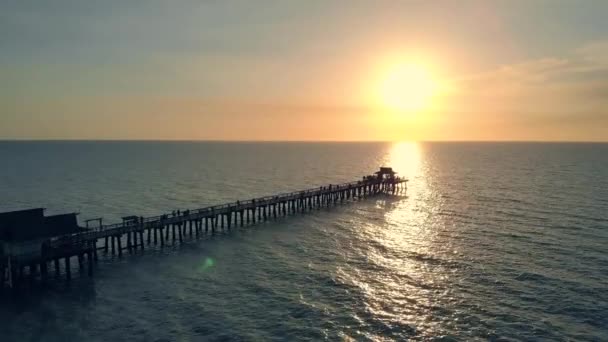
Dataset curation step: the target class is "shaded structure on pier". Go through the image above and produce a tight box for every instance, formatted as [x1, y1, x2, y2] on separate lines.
[1, 167, 407, 289]
[375, 167, 397, 180]
[1, 209, 89, 288]
[0, 208, 84, 244]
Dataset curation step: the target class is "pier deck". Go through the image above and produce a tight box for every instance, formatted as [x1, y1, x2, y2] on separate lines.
[1, 169, 406, 288]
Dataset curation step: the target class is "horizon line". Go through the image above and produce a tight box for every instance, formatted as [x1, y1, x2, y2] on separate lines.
[0, 138, 607, 143]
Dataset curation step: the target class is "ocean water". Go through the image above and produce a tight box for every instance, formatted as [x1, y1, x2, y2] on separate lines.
[0, 141, 607, 341]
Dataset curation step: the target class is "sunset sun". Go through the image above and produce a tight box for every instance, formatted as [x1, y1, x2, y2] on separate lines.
[376, 61, 438, 113]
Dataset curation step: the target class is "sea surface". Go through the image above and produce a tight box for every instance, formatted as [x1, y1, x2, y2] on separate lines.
[0, 141, 607, 341]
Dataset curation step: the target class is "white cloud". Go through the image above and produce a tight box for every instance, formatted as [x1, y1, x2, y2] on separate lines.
[450, 40, 608, 109]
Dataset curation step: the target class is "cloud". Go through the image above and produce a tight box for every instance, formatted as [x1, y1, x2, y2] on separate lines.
[575, 41, 608, 68]
[450, 41, 608, 108]
[424, 41, 608, 141]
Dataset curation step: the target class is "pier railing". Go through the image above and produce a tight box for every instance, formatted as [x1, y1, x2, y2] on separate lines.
[2, 170, 408, 288]
[47, 176, 406, 247]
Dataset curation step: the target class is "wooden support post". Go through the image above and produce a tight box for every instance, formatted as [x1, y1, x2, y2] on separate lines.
[5, 256, 13, 289]
[65, 257, 71, 281]
[127, 231, 132, 252]
[87, 251, 94, 276]
[117, 236, 123, 257]
[54, 258, 60, 277]
[93, 240, 99, 262]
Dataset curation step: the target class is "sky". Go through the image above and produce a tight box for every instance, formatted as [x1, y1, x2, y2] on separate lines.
[1, 0, 607, 141]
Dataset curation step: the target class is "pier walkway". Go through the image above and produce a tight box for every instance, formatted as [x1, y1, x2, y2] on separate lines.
[1, 168, 406, 288]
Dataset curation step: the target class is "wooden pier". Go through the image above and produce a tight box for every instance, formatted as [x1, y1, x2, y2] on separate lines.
[1, 168, 406, 289]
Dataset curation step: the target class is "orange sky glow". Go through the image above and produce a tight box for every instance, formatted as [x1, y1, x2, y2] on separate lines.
[1, 1, 607, 141]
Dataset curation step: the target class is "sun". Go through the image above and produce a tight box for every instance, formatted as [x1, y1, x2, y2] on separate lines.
[375, 61, 438, 113]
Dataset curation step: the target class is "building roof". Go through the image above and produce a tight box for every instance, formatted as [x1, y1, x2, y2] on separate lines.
[375, 167, 397, 175]
[0, 208, 83, 242]
[44, 213, 85, 236]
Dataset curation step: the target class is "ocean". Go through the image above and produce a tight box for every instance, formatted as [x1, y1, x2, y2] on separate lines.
[0, 141, 607, 341]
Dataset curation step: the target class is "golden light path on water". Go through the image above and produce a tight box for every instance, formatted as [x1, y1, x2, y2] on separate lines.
[337, 142, 461, 339]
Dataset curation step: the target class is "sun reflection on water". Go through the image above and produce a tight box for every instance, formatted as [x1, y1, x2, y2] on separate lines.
[337, 142, 461, 338]
[382, 141, 438, 255]
[385, 141, 423, 183]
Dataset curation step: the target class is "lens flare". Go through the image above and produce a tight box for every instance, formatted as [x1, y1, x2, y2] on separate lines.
[199, 257, 215, 272]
